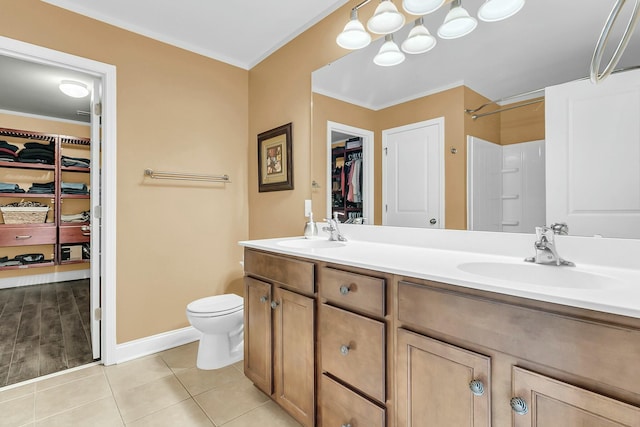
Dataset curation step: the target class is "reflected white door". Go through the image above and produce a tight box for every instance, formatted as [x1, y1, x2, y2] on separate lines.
[383, 118, 444, 228]
[89, 78, 102, 360]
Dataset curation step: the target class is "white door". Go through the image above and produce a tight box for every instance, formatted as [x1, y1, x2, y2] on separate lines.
[383, 118, 444, 228]
[467, 136, 502, 232]
[89, 78, 102, 359]
[546, 69, 640, 238]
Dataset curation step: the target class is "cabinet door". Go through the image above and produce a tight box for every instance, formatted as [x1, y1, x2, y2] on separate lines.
[273, 287, 315, 427]
[396, 328, 491, 427]
[244, 277, 272, 395]
[512, 367, 640, 427]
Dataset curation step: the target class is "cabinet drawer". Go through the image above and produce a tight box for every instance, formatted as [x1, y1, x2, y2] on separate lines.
[0, 225, 56, 247]
[319, 267, 385, 317]
[320, 304, 385, 403]
[59, 225, 90, 243]
[319, 375, 385, 427]
[244, 249, 314, 294]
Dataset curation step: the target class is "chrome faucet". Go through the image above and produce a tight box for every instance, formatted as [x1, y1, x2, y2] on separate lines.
[525, 225, 575, 266]
[323, 212, 347, 242]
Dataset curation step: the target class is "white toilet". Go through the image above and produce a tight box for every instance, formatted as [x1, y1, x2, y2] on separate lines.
[186, 294, 244, 370]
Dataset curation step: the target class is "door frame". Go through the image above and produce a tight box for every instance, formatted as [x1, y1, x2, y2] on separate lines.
[0, 36, 118, 365]
[381, 117, 445, 228]
[326, 121, 374, 224]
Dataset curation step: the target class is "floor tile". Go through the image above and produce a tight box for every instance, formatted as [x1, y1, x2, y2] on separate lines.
[126, 398, 213, 427]
[0, 394, 34, 427]
[16, 304, 41, 339]
[175, 365, 244, 397]
[0, 382, 35, 403]
[35, 364, 103, 392]
[105, 355, 173, 393]
[223, 401, 302, 427]
[194, 377, 270, 426]
[158, 342, 198, 372]
[35, 371, 111, 420]
[34, 396, 122, 427]
[113, 375, 190, 423]
[39, 342, 67, 377]
[60, 313, 91, 362]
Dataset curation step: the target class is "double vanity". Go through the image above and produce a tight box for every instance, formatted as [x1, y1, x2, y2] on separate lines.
[240, 225, 640, 426]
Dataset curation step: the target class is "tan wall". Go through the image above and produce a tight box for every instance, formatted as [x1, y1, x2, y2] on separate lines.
[0, 112, 90, 277]
[0, 0, 249, 343]
[500, 98, 545, 145]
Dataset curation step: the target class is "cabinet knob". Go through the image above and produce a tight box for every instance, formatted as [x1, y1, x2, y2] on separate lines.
[339, 285, 350, 295]
[270, 301, 279, 310]
[340, 345, 350, 355]
[469, 379, 485, 396]
[341, 424, 352, 427]
[259, 295, 268, 304]
[510, 397, 529, 415]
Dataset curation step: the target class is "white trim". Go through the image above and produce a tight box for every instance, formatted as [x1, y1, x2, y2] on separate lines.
[114, 326, 200, 365]
[382, 117, 446, 228]
[326, 121, 374, 225]
[0, 36, 118, 366]
[0, 108, 91, 126]
[0, 269, 89, 290]
[0, 361, 102, 392]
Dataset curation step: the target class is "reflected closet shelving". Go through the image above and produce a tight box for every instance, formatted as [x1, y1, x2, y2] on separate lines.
[331, 137, 363, 222]
[0, 127, 91, 271]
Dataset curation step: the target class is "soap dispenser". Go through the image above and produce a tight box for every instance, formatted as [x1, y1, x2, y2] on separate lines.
[304, 212, 318, 239]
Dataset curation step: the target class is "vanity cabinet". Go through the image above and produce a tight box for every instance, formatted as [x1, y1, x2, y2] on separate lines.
[317, 266, 391, 427]
[396, 278, 640, 426]
[243, 249, 315, 427]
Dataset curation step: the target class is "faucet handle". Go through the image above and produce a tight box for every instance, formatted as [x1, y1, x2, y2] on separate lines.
[550, 223, 569, 235]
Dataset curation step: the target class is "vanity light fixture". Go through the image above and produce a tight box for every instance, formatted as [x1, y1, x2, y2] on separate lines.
[477, 0, 525, 22]
[336, 0, 525, 66]
[367, 0, 406, 34]
[401, 18, 437, 54]
[437, 0, 478, 39]
[59, 80, 89, 98]
[402, 0, 445, 15]
[337, 8, 372, 49]
[374, 34, 406, 66]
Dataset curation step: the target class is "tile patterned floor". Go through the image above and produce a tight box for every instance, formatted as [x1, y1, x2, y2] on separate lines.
[0, 280, 94, 387]
[0, 342, 302, 427]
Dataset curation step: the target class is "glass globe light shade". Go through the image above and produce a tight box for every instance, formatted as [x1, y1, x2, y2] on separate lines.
[437, 2, 477, 39]
[367, 0, 406, 34]
[336, 11, 372, 49]
[401, 19, 437, 54]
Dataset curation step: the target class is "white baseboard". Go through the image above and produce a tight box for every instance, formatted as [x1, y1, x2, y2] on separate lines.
[114, 326, 200, 365]
[0, 269, 90, 289]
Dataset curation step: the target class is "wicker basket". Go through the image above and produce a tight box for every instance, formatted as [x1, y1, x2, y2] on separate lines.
[0, 206, 49, 224]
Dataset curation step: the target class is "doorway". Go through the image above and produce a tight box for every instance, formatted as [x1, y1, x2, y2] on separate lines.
[0, 36, 117, 384]
[382, 118, 445, 228]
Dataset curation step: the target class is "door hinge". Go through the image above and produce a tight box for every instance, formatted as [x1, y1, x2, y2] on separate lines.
[93, 103, 102, 116]
[94, 307, 102, 321]
[385, 204, 388, 212]
[384, 147, 388, 155]
[94, 205, 102, 219]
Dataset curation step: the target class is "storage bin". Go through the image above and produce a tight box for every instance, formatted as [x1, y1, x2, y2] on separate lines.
[0, 206, 49, 224]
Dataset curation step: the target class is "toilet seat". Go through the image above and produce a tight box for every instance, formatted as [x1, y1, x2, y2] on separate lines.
[187, 294, 243, 318]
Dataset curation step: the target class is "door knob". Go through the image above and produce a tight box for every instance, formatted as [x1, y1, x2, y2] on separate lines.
[429, 218, 437, 225]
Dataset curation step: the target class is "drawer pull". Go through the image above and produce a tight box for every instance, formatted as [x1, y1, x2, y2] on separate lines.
[339, 285, 351, 295]
[259, 295, 268, 304]
[270, 301, 279, 310]
[82, 232, 91, 236]
[340, 344, 350, 356]
[15, 235, 32, 240]
[469, 379, 485, 396]
[510, 397, 528, 415]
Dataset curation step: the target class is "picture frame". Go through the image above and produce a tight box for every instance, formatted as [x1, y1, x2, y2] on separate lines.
[257, 122, 293, 192]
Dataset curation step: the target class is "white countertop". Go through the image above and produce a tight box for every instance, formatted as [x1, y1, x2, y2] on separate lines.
[240, 227, 640, 319]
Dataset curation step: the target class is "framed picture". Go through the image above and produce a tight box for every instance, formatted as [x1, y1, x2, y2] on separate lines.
[257, 122, 293, 192]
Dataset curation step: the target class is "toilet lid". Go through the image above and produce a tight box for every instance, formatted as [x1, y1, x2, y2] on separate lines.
[187, 294, 243, 315]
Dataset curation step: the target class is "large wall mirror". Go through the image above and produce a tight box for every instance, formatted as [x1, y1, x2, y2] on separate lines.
[311, 0, 640, 238]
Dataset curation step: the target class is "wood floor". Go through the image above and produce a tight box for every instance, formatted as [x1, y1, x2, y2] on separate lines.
[0, 279, 94, 387]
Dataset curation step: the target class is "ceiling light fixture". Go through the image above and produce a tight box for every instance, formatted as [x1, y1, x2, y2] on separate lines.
[402, 0, 445, 15]
[401, 18, 437, 54]
[336, 0, 524, 66]
[59, 80, 89, 98]
[374, 34, 406, 66]
[367, 0, 406, 34]
[478, 0, 525, 22]
[437, 0, 477, 39]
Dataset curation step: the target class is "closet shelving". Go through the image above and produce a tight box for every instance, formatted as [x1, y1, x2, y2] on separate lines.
[0, 127, 91, 271]
[331, 138, 363, 222]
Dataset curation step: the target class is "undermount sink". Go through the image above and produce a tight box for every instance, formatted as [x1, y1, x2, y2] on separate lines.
[457, 262, 621, 290]
[277, 238, 346, 249]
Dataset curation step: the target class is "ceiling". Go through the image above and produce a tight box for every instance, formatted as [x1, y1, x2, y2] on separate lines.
[313, 0, 640, 110]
